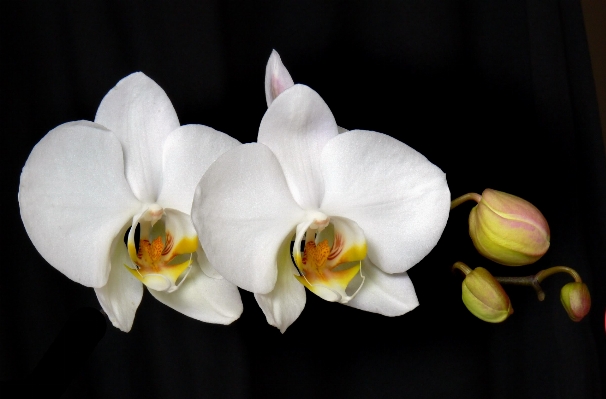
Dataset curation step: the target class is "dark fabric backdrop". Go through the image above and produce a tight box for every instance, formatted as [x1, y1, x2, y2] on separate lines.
[1, 1, 604, 398]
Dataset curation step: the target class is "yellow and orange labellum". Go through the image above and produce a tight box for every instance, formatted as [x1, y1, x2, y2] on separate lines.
[126, 230, 197, 292]
[294, 235, 365, 302]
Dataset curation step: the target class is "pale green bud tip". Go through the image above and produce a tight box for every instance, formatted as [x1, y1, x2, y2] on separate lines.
[560, 282, 591, 322]
[469, 189, 550, 266]
[461, 267, 513, 323]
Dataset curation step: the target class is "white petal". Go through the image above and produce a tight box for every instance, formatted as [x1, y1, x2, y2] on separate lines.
[19, 121, 142, 287]
[265, 50, 295, 107]
[197, 248, 223, 279]
[148, 254, 243, 325]
[255, 237, 306, 333]
[258, 85, 339, 209]
[157, 125, 240, 214]
[95, 72, 180, 203]
[192, 143, 305, 294]
[95, 231, 144, 332]
[346, 258, 419, 316]
[320, 130, 450, 273]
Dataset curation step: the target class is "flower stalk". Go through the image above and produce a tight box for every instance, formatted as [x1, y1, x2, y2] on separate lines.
[450, 193, 482, 209]
[494, 266, 582, 301]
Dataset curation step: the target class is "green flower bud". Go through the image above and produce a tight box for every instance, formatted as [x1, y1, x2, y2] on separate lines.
[469, 189, 550, 266]
[462, 267, 513, 323]
[560, 282, 591, 322]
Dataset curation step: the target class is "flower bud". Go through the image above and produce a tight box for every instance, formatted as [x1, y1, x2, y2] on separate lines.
[560, 282, 591, 322]
[469, 189, 550, 266]
[461, 267, 513, 323]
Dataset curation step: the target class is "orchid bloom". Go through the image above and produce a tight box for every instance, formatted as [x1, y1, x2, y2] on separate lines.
[19, 73, 243, 332]
[191, 52, 450, 332]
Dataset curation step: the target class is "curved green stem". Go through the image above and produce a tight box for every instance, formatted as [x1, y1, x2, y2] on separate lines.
[495, 266, 583, 301]
[450, 193, 482, 210]
[535, 266, 582, 283]
[451, 261, 473, 276]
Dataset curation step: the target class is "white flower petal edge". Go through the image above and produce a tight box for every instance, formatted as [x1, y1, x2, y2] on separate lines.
[19, 121, 142, 287]
[196, 248, 224, 280]
[254, 236, 306, 333]
[192, 143, 306, 294]
[157, 125, 240, 214]
[20, 72, 244, 331]
[320, 130, 451, 274]
[265, 49, 295, 107]
[346, 258, 419, 316]
[258, 85, 339, 209]
[149, 253, 243, 325]
[95, 229, 144, 331]
[95, 72, 180, 204]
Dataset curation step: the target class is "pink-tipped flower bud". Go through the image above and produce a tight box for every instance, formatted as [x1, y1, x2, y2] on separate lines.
[560, 282, 591, 322]
[461, 267, 513, 323]
[469, 189, 550, 266]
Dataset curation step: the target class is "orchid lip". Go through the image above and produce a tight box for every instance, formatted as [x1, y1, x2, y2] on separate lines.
[291, 215, 367, 304]
[124, 205, 198, 293]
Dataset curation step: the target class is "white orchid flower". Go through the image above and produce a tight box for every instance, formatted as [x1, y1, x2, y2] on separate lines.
[191, 53, 450, 332]
[19, 72, 243, 332]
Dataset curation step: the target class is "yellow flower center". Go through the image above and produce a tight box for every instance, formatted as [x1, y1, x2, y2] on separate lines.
[124, 205, 197, 292]
[294, 236, 361, 300]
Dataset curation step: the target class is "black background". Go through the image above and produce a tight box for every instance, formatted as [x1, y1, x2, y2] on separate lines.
[1, 1, 605, 398]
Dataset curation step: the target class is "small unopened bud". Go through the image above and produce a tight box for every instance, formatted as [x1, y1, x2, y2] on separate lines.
[469, 189, 550, 266]
[560, 282, 591, 322]
[462, 267, 513, 323]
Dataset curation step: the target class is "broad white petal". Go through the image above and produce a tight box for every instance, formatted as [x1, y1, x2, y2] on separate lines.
[346, 258, 419, 316]
[265, 50, 295, 106]
[19, 121, 141, 287]
[157, 125, 240, 214]
[258, 85, 339, 209]
[192, 143, 305, 294]
[149, 254, 243, 325]
[337, 126, 348, 133]
[255, 237, 306, 333]
[95, 72, 180, 203]
[95, 232, 144, 332]
[320, 130, 450, 273]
